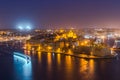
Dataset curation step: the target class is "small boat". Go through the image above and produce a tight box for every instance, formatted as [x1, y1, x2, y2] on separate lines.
[13, 52, 31, 63]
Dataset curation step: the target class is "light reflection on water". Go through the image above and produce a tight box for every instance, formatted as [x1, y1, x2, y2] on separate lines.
[79, 59, 88, 73]
[11, 50, 119, 80]
[89, 59, 95, 74]
[13, 54, 33, 80]
[64, 56, 73, 80]
[47, 52, 52, 72]
[78, 58, 96, 80]
[1, 39, 120, 80]
[57, 54, 61, 65]
[38, 51, 42, 63]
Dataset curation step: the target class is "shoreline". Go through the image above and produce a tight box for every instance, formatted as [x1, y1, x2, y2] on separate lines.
[41, 51, 117, 59]
[0, 45, 116, 59]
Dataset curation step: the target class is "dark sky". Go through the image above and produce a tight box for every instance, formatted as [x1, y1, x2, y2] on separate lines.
[0, 0, 120, 29]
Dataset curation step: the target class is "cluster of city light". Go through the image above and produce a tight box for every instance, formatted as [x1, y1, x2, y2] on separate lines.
[54, 30, 77, 41]
[80, 40, 90, 46]
[0, 35, 31, 42]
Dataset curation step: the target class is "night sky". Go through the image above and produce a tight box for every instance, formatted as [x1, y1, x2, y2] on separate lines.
[0, 0, 120, 29]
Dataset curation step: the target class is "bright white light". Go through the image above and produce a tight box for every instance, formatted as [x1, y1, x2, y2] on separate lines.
[26, 26, 31, 30]
[18, 26, 23, 30]
[17, 22, 33, 31]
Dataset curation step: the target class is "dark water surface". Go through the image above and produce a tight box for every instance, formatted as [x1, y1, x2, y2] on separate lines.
[0, 52, 120, 80]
